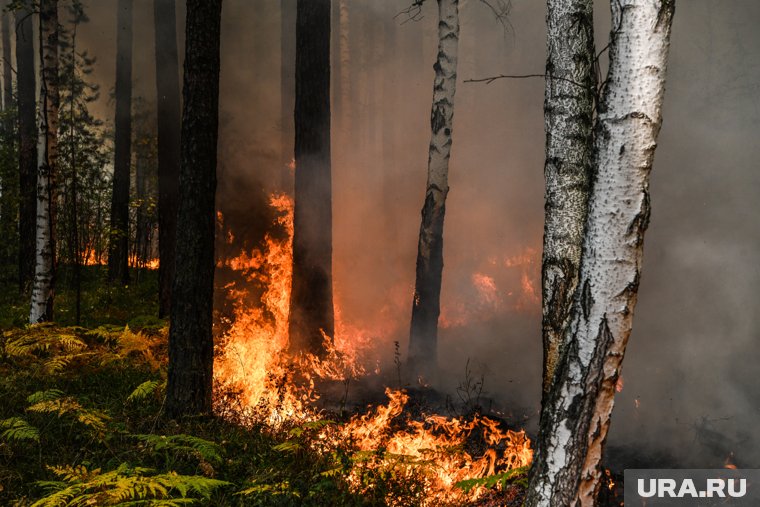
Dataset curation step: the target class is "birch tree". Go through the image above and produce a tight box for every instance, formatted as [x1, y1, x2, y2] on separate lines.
[525, 1, 675, 505]
[154, 0, 181, 318]
[540, 0, 595, 398]
[408, 0, 459, 376]
[16, 0, 37, 294]
[108, 0, 133, 285]
[288, 0, 334, 356]
[165, 0, 222, 418]
[29, 0, 59, 323]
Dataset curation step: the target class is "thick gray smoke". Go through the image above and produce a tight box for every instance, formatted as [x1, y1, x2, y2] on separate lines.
[72, 0, 760, 468]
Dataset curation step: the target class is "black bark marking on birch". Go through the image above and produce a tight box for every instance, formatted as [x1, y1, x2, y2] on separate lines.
[657, 0, 676, 30]
[431, 105, 446, 134]
[627, 190, 651, 245]
[581, 278, 592, 320]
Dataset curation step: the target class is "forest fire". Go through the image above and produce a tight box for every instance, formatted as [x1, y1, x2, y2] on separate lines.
[213, 194, 533, 504]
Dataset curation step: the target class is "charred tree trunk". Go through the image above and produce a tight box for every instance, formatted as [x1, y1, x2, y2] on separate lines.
[16, 0, 36, 294]
[524, 2, 675, 505]
[154, 0, 181, 318]
[165, 0, 222, 418]
[108, 0, 132, 285]
[29, 0, 59, 323]
[280, 0, 296, 192]
[288, 0, 333, 356]
[540, 0, 596, 398]
[407, 0, 459, 377]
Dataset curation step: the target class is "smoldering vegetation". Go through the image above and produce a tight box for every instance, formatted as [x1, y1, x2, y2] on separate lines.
[73, 0, 760, 469]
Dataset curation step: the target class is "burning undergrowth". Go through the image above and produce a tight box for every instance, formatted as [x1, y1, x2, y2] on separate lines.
[212, 194, 533, 505]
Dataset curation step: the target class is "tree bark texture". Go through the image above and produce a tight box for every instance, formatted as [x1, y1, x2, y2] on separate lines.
[16, 0, 37, 294]
[408, 0, 459, 375]
[540, 0, 596, 398]
[108, 0, 132, 285]
[288, 0, 333, 357]
[165, 0, 222, 418]
[29, 0, 59, 323]
[524, 2, 675, 505]
[280, 0, 296, 191]
[1, 0, 12, 117]
[154, 0, 181, 318]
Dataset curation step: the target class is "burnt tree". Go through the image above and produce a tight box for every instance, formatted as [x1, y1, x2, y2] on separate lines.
[165, 0, 222, 418]
[108, 0, 132, 284]
[154, 0, 181, 317]
[288, 0, 334, 356]
[16, 0, 36, 294]
[408, 0, 460, 377]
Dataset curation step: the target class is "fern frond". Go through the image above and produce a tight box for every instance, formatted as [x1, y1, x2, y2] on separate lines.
[26, 389, 65, 405]
[0, 417, 40, 442]
[132, 434, 224, 464]
[127, 380, 164, 402]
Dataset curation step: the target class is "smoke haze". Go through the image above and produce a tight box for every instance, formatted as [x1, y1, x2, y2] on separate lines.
[60, 0, 760, 468]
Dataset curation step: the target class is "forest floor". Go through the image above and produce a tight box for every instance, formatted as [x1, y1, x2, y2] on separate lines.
[0, 267, 539, 506]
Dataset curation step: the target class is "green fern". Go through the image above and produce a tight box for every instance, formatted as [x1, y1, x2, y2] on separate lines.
[32, 464, 231, 506]
[127, 380, 165, 403]
[132, 434, 224, 464]
[26, 389, 110, 435]
[454, 465, 529, 493]
[0, 417, 40, 442]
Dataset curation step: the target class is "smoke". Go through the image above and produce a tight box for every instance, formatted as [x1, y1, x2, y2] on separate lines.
[68, 0, 760, 468]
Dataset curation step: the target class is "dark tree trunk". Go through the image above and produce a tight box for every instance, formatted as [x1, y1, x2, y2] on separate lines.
[108, 0, 132, 285]
[154, 0, 181, 318]
[408, 0, 460, 378]
[280, 0, 296, 192]
[17, 1, 36, 294]
[165, 0, 222, 418]
[288, 0, 333, 356]
[2, 1, 12, 117]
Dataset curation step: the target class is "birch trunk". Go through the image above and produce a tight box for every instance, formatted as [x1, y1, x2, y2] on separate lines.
[108, 0, 133, 285]
[288, 0, 333, 356]
[29, 0, 59, 324]
[524, 1, 675, 505]
[540, 0, 595, 397]
[17, 0, 37, 294]
[154, 0, 181, 318]
[165, 0, 222, 418]
[408, 0, 459, 376]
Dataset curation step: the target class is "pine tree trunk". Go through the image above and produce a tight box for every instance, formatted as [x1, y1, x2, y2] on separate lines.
[154, 0, 181, 318]
[16, 0, 36, 294]
[165, 0, 222, 418]
[288, 0, 333, 356]
[0, 0, 16, 270]
[29, 0, 59, 324]
[524, 2, 675, 505]
[408, 0, 459, 377]
[280, 0, 296, 191]
[1, 1, 12, 118]
[540, 0, 595, 398]
[338, 0, 350, 136]
[108, 0, 132, 285]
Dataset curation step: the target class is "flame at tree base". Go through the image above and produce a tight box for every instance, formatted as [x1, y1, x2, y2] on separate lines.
[213, 193, 532, 504]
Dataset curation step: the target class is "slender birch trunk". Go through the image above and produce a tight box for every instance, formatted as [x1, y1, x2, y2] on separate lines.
[154, 0, 181, 318]
[108, 0, 133, 285]
[16, 0, 37, 294]
[408, 0, 459, 377]
[29, 0, 59, 324]
[524, 1, 675, 505]
[540, 0, 595, 398]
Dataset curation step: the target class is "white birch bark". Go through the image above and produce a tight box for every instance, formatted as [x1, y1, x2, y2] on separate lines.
[540, 0, 595, 397]
[30, 0, 59, 324]
[525, 1, 675, 505]
[408, 0, 459, 373]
